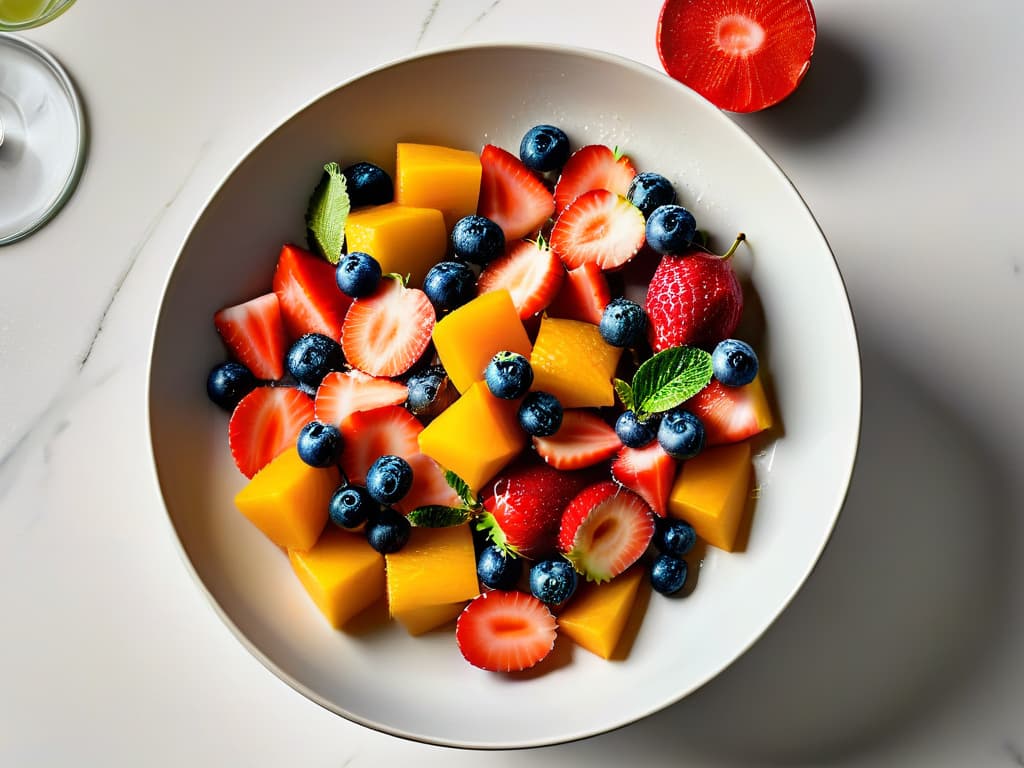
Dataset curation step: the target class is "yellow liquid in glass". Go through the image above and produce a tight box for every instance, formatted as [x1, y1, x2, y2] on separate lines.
[0, 0, 53, 24]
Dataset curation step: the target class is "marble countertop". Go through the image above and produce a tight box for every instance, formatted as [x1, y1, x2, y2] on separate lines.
[2, 0, 1022, 764]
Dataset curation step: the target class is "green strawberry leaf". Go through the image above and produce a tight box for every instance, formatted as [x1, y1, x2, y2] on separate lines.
[444, 470, 478, 508]
[613, 378, 635, 412]
[305, 162, 350, 264]
[474, 511, 520, 557]
[631, 346, 713, 419]
[407, 506, 471, 527]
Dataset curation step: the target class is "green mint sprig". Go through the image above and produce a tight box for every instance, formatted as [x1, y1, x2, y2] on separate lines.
[305, 162, 350, 264]
[614, 346, 713, 421]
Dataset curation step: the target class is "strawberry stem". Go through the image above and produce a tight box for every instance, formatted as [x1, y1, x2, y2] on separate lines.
[721, 233, 746, 260]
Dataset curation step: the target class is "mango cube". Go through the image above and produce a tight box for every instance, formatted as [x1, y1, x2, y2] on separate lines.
[344, 203, 447, 287]
[668, 441, 752, 551]
[530, 316, 622, 408]
[234, 447, 337, 551]
[557, 566, 645, 659]
[395, 143, 482, 232]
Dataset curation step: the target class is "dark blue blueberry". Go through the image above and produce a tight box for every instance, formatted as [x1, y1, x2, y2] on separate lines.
[422, 261, 477, 312]
[518, 391, 563, 437]
[335, 251, 382, 298]
[296, 421, 344, 467]
[650, 554, 688, 595]
[655, 518, 697, 557]
[206, 361, 257, 411]
[405, 365, 451, 417]
[328, 483, 376, 529]
[365, 507, 411, 554]
[519, 124, 571, 173]
[615, 410, 658, 448]
[599, 297, 648, 348]
[365, 454, 413, 505]
[484, 351, 534, 400]
[341, 161, 393, 207]
[529, 559, 578, 606]
[646, 205, 697, 255]
[477, 544, 523, 590]
[712, 339, 759, 387]
[657, 409, 705, 460]
[285, 333, 344, 387]
[627, 172, 677, 219]
[451, 215, 505, 265]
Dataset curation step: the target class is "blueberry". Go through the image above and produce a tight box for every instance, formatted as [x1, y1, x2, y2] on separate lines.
[206, 361, 256, 411]
[365, 454, 413, 505]
[646, 205, 697, 255]
[477, 544, 523, 590]
[335, 251, 382, 298]
[451, 215, 505, 265]
[519, 124, 571, 173]
[285, 333, 344, 387]
[657, 409, 705, 460]
[712, 339, 759, 387]
[365, 507, 411, 554]
[599, 297, 648, 348]
[615, 410, 658, 448]
[405, 365, 448, 417]
[484, 351, 534, 400]
[328, 483, 376, 529]
[655, 518, 697, 557]
[296, 421, 344, 467]
[650, 554, 688, 595]
[627, 172, 677, 219]
[518, 391, 563, 437]
[529, 559, 578, 606]
[341, 161, 393, 207]
[422, 261, 477, 312]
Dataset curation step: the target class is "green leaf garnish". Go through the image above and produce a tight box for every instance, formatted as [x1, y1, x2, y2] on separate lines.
[407, 506, 472, 527]
[444, 470, 478, 508]
[474, 511, 519, 557]
[631, 346, 713, 420]
[305, 162, 350, 264]
[613, 378, 635, 412]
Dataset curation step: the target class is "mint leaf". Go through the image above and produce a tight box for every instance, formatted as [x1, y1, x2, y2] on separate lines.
[444, 470, 477, 508]
[632, 346, 713, 419]
[613, 378, 635, 411]
[305, 162, 350, 264]
[408, 506, 471, 527]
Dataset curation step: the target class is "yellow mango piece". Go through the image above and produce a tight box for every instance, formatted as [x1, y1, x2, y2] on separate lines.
[432, 290, 532, 394]
[234, 447, 336, 551]
[668, 442, 752, 552]
[392, 602, 467, 636]
[558, 566, 645, 659]
[344, 203, 447, 287]
[289, 527, 386, 628]
[530, 316, 622, 408]
[395, 143, 482, 232]
[417, 381, 526, 492]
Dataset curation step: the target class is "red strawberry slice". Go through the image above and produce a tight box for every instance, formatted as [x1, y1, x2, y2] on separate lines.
[476, 239, 565, 319]
[477, 144, 555, 241]
[558, 482, 655, 582]
[685, 377, 772, 445]
[341, 277, 435, 378]
[314, 370, 408, 427]
[657, 0, 817, 114]
[611, 443, 678, 517]
[546, 262, 611, 325]
[272, 243, 352, 341]
[550, 189, 646, 271]
[532, 409, 621, 470]
[228, 386, 314, 478]
[455, 590, 557, 672]
[553, 144, 637, 212]
[214, 293, 288, 380]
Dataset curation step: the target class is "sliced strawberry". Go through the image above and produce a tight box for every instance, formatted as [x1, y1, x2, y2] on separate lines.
[455, 590, 557, 672]
[550, 189, 646, 271]
[558, 482, 655, 583]
[476, 239, 565, 319]
[272, 243, 352, 342]
[546, 262, 611, 325]
[685, 377, 772, 446]
[314, 370, 408, 427]
[228, 386, 314, 478]
[611, 443, 678, 517]
[214, 293, 288, 380]
[553, 144, 637, 212]
[657, 0, 816, 114]
[341, 277, 435, 378]
[532, 410, 621, 471]
[477, 144, 555, 241]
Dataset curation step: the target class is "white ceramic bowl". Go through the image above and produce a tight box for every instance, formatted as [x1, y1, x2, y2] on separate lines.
[148, 44, 860, 749]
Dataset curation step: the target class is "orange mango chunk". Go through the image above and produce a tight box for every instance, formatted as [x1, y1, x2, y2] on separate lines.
[530, 316, 622, 408]
[234, 447, 337, 551]
[390, 602, 468, 637]
[417, 381, 526, 493]
[557, 566, 645, 659]
[289, 527, 386, 628]
[668, 441, 752, 552]
[344, 203, 447, 287]
[395, 143, 482, 232]
[432, 290, 532, 394]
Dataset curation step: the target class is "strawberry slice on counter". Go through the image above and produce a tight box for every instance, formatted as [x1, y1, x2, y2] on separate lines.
[456, 590, 558, 672]
[341, 277, 435, 378]
[228, 386, 314, 478]
[546, 262, 611, 325]
[532, 409, 621, 470]
[272, 243, 352, 341]
[553, 144, 637, 212]
[214, 293, 288, 381]
[685, 377, 772, 445]
[611, 443, 678, 518]
[477, 144, 555, 241]
[550, 189, 646, 271]
[314, 370, 409, 427]
[476, 238, 566, 319]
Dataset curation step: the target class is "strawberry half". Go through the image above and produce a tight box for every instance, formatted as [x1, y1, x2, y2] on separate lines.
[657, 0, 817, 114]
[685, 377, 772, 445]
[558, 482, 655, 582]
[553, 144, 637, 212]
[546, 262, 611, 325]
[476, 238, 565, 320]
[611, 443, 678, 518]
[550, 189, 646, 271]
[214, 293, 288, 380]
[533, 409, 621, 471]
[228, 386, 314, 478]
[455, 590, 557, 672]
[341, 277, 435, 378]
[314, 370, 408, 427]
[272, 243, 352, 341]
[477, 144, 555, 241]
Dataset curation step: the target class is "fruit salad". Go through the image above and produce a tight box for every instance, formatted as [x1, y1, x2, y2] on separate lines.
[206, 124, 774, 674]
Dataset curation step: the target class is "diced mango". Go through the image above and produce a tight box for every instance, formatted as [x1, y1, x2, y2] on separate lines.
[234, 447, 337, 551]
[668, 442, 752, 552]
[432, 290, 532, 394]
[289, 527, 386, 628]
[530, 316, 622, 408]
[344, 203, 447, 287]
[395, 143, 482, 232]
[417, 382, 526, 493]
[557, 566, 645, 659]
[391, 602, 467, 636]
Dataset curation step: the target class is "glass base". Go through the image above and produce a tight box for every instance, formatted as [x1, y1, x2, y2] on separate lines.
[0, 32, 86, 245]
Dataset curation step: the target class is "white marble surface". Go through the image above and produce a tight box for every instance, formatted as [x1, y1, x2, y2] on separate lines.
[1, 0, 1022, 764]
